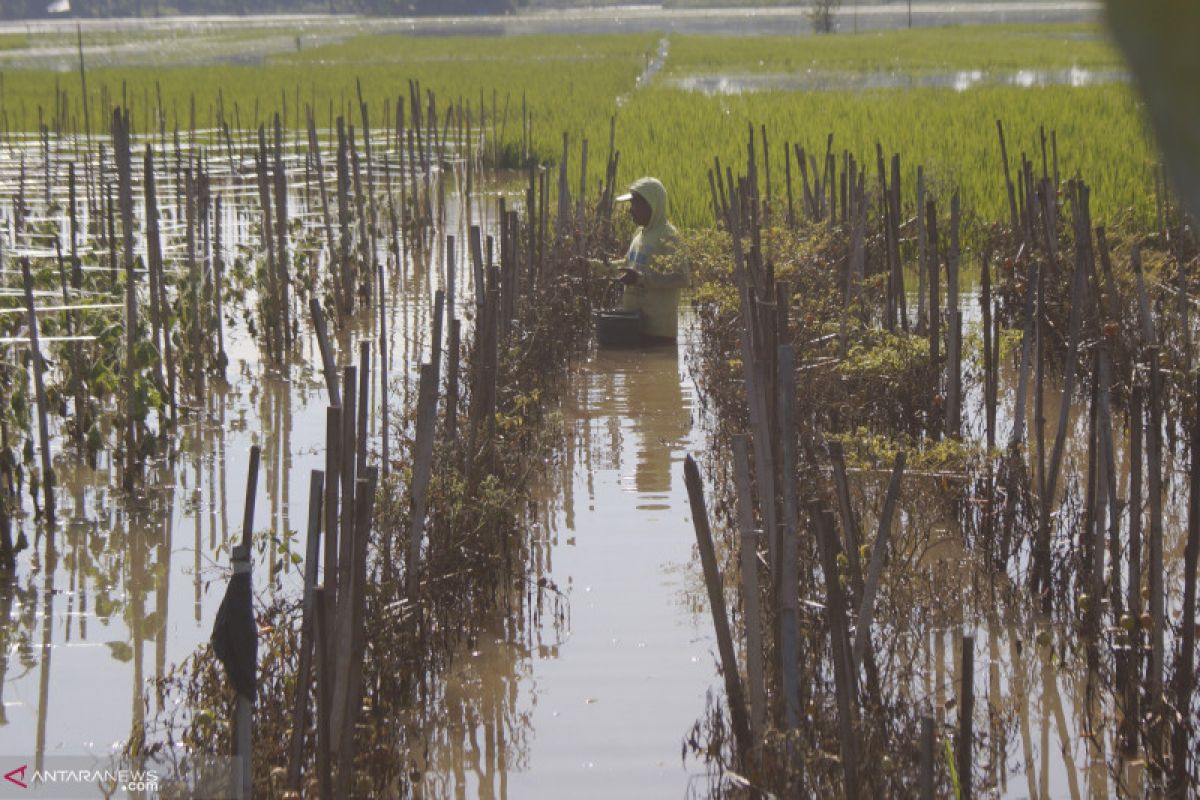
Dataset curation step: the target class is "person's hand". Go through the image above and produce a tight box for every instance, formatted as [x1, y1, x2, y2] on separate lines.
[618, 267, 641, 286]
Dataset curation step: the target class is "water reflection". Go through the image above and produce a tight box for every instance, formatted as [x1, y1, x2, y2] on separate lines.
[0, 123, 506, 770]
[416, 314, 715, 797]
[587, 341, 691, 504]
[673, 67, 1129, 96]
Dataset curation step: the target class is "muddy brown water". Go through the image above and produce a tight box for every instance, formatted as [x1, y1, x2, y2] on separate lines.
[407, 315, 720, 797]
[0, 129, 530, 785]
[0, 120, 1191, 798]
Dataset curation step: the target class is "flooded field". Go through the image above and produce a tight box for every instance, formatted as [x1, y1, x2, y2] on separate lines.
[0, 119, 533, 788]
[0, 6, 1192, 798]
[414, 322, 722, 797]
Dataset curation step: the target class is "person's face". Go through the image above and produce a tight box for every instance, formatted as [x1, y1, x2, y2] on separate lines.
[629, 193, 652, 226]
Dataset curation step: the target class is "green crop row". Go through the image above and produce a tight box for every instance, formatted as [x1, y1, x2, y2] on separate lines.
[663, 24, 1123, 75]
[0, 25, 1157, 230]
[614, 82, 1155, 228]
[0, 32, 653, 163]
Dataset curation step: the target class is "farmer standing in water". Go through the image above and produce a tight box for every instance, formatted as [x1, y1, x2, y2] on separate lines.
[612, 177, 690, 341]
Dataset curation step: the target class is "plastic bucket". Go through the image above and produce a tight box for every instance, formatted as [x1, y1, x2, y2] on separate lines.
[594, 310, 643, 348]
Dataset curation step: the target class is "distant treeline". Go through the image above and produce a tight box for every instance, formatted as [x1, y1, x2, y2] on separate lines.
[0, 0, 521, 20]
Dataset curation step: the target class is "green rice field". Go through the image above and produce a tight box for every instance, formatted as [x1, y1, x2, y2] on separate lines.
[0, 22, 1156, 227]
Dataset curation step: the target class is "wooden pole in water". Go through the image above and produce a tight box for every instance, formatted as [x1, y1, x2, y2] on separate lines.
[1172, 372, 1200, 795]
[731, 435, 766, 738]
[273, 114, 291, 351]
[67, 162, 89, 436]
[235, 445, 260, 800]
[997, 120, 1019, 233]
[829, 441, 865, 595]
[1137, 241, 1166, 729]
[447, 319, 461, 442]
[356, 343, 369, 477]
[916, 165, 927, 334]
[213, 194, 228, 376]
[957, 634, 974, 800]
[287, 469, 324, 792]
[981, 247, 994, 451]
[310, 299, 341, 407]
[378, 260, 389, 477]
[114, 108, 139, 489]
[775, 344, 801, 730]
[338, 368, 357, 618]
[336, 468, 377, 798]
[143, 147, 167, 404]
[307, 108, 340, 317]
[256, 124, 282, 362]
[323, 407, 341, 649]
[313, 584, 333, 800]
[853, 451, 904, 670]
[1122, 383, 1143, 755]
[945, 193, 962, 436]
[920, 714, 934, 799]
[926, 199, 941, 398]
[810, 502, 859, 798]
[683, 455, 751, 768]
[19, 259, 55, 527]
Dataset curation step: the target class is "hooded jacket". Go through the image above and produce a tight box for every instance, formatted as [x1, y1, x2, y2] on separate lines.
[621, 177, 688, 339]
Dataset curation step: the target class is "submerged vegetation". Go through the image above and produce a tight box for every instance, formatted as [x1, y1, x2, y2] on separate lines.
[679, 116, 1199, 795]
[0, 14, 1195, 799]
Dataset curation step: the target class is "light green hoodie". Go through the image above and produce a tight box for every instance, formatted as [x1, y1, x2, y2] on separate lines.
[621, 177, 689, 339]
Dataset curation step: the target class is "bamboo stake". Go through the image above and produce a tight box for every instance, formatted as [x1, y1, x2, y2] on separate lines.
[775, 344, 801, 730]
[19, 259, 55, 527]
[684, 455, 751, 766]
[335, 467, 377, 798]
[234, 445, 260, 800]
[114, 108, 138, 489]
[287, 469, 324, 792]
[313, 585, 332, 800]
[1172, 372, 1200, 794]
[323, 406, 341, 644]
[852, 451, 904, 670]
[945, 193, 962, 436]
[958, 635, 975, 800]
[732, 435, 766, 738]
[829, 441, 865, 595]
[810, 502, 859, 798]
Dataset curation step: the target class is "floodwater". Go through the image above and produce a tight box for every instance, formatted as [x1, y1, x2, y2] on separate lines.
[0, 127, 516, 785]
[0, 118, 725, 798]
[0, 118, 1189, 797]
[863, 282, 1191, 799]
[409, 314, 719, 797]
[672, 66, 1128, 95]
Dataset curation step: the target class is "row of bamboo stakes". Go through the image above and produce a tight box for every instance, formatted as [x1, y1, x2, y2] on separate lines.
[688, 121, 1199, 796]
[278, 135, 607, 795]
[0, 56, 617, 794]
[0, 73, 512, 555]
